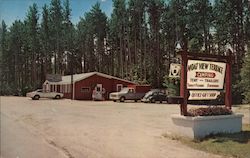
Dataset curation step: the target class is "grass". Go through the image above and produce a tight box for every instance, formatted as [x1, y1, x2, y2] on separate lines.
[163, 124, 250, 158]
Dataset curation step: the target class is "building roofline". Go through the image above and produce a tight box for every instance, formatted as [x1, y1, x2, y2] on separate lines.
[44, 72, 136, 85]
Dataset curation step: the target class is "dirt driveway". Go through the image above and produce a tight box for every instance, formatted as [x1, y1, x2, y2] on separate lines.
[1, 96, 240, 158]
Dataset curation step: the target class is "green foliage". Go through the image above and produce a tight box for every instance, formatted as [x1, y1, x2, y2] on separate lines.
[162, 75, 180, 96]
[240, 48, 250, 103]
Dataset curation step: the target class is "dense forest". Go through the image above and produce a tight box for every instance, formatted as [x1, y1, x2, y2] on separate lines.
[0, 0, 250, 103]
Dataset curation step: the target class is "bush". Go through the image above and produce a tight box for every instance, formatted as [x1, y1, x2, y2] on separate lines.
[187, 106, 232, 117]
[162, 75, 180, 96]
[240, 47, 250, 103]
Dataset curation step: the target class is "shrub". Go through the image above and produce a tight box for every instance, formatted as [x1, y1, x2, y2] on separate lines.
[187, 106, 232, 117]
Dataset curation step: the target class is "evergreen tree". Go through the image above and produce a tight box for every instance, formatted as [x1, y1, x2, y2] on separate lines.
[109, 0, 127, 77]
[62, 0, 75, 74]
[49, 0, 63, 74]
[0, 21, 8, 94]
[240, 48, 250, 103]
[188, 0, 213, 53]
[25, 3, 40, 87]
[40, 4, 52, 79]
[147, 0, 164, 87]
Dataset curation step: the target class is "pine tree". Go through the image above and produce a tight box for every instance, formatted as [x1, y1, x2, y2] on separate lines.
[25, 3, 40, 88]
[49, 0, 63, 74]
[0, 20, 8, 94]
[62, 0, 75, 74]
[90, 3, 108, 73]
[40, 4, 52, 79]
[147, 0, 164, 87]
[188, 0, 213, 53]
[109, 0, 127, 77]
[240, 48, 250, 103]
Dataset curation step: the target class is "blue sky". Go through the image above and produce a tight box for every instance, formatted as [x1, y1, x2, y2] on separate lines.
[0, 0, 113, 27]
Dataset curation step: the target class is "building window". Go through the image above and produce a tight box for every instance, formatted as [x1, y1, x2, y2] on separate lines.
[81, 87, 90, 93]
[61, 85, 64, 93]
[65, 84, 68, 93]
[68, 84, 71, 93]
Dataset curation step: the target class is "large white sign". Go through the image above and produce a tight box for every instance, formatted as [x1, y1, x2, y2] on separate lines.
[187, 60, 226, 89]
[189, 90, 220, 100]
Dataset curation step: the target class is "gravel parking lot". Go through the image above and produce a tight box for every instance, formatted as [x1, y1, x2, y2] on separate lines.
[1, 96, 248, 158]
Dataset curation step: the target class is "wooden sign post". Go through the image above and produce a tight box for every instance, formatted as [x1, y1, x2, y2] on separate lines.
[180, 50, 188, 115]
[179, 50, 232, 116]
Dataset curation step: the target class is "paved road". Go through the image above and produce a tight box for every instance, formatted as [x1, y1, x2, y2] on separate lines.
[0, 96, 225, 158]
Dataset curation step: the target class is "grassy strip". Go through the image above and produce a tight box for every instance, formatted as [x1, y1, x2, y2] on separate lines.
[164, 124, 250, 158]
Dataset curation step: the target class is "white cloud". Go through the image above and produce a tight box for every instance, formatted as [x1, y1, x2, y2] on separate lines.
[101, 0, 106, 2]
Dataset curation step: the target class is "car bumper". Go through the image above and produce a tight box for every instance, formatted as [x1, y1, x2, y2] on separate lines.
[141, 98, 150, 102]
[26, 93, 33, 98]
[109, 95, 120, 100]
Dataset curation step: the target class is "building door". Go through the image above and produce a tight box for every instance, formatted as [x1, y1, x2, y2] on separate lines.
[92, 84, 103, 100]
[116, 84, 123, 92]
[96, 84, 102, 92]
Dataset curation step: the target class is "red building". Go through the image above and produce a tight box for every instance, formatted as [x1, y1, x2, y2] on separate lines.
[43, 72, 135, 100]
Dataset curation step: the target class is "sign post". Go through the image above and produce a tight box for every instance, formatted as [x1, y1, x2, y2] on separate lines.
[225, 52, 232, 109]
[180, 51, 188, 115]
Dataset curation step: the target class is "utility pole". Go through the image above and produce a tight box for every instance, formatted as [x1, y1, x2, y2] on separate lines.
[65, 50, 74, 100]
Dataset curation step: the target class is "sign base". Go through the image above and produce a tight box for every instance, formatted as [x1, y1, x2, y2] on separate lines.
[171, 113, 243, 139]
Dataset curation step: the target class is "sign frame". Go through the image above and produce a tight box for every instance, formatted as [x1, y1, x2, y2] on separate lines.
[178, 51, 232, 116]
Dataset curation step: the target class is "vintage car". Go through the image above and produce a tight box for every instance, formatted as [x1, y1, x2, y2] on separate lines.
[141, 89, 168, 103]
[109, 85, 150, 102]
[26, 89, 63, 100]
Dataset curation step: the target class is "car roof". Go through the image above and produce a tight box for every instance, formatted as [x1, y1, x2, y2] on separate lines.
[150, 89, 162, 92]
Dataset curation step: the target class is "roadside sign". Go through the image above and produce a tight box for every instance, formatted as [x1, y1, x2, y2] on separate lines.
[188, 90, 220, 100]
[187, 60, 226, 89]
[169, 63, 181, 78]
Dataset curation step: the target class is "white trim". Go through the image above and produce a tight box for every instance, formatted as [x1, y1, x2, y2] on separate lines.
[43, 72, 136, 85]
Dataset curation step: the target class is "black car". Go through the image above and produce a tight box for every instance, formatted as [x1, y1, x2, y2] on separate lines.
[142, 90, 168, 103]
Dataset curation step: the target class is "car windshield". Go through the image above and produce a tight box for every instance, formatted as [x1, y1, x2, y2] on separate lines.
[144, 91, 157, 98]
[36, 89, 43, 92]
[120, 88, 129, 93]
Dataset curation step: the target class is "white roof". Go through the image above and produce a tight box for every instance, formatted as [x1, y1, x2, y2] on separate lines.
[44, 72, 135, 85]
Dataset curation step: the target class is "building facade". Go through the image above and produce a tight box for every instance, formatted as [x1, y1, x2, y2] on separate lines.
[43, 72, 135, 100]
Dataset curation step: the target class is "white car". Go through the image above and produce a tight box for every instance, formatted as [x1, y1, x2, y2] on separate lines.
[26, 89, 64, 100]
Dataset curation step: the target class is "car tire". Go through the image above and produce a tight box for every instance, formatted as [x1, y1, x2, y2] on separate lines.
[150, 98, 155, 103]
[135, 100, 138, 102]
[55, 95, 61, 99]
[120, 96, 125, 102]
[33, 95, 40, 100]
[113, 100, 117, 102]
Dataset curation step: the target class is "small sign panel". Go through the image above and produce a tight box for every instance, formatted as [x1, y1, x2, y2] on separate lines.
[46, 74, 62, 82]
[169, 63, 181, 78]
[187, 60, 226, 89]
[189, 90, 220, 100]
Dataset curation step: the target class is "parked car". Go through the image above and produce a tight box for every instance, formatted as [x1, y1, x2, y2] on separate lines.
[109, 85, 151, 102]
[26, 89, 63, 100]
[142, 89, 168, 103]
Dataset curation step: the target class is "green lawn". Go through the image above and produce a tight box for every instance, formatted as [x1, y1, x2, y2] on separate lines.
[164, 124, 250, 158]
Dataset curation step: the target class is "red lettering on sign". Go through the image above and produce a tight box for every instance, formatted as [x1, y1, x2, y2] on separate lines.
[195, 72, 216, 78]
